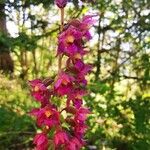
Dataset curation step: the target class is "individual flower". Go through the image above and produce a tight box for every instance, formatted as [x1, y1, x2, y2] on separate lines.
[80, 15, 97, 31]
[30, 105, 60, 128]
[73, 60, 92, 87]
[72, 98, 83, 108]
[67, 59, 92, 77]
[55, 0, 68, 8]
[55, 72, 73, 88]
[66, 137, 83, 150]
[76, 78, 87, 87]
[29, 79, 50, 106]
[74, 123, 88, 137]
[57, 26, 83, 57]
[68, 15, 97, 41]
[33, 133, 49, 150]
[74, 60, 92, 74]
[54, 130, 69, 146]
[57, 15, 97, 58]
[80, 15, 97, 41]
[54, 72, 74, 95]
[68, 15, 95, 31]
[67, 89, 87, 108]
[74, 107, 90, 123]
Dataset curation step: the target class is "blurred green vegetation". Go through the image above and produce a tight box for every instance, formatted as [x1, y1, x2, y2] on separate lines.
[0, 0, 150, 149]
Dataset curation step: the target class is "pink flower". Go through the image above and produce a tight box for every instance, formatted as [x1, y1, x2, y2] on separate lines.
[54, 72, 74, 95]
[57, 15, 97, 58]
[72, 99, 83, 108]
[33, 133, 48, 150]
[83, 30, 92, 41]
[30, 105, 60, 127]
[29, 79, 50, 106]
[55, 72, 73, 88]
[55, 0, 68, 8]
[73, 60, 92, 86]
[74, 123, 88, 136]
[57, 26, 83, 57]
[66, 137, 83, 150]
[68, 15, 96, 32]
[54, 130, 69, 146]
[74, 107, 90, 123]
[80, 15, 97, 40]
[81, 15, 97, 30]
[67, 89, 87, 108]
[68, 15, 97, 41]
[74, 60, 92, 75]
[67, 59, 92, 78]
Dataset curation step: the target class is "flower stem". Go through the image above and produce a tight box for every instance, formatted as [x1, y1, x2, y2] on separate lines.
[58, 8, 64, 73]
[60, 8, 64, 31]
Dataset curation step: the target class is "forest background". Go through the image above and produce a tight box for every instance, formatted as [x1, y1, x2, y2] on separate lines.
[0, 0, 149, 149]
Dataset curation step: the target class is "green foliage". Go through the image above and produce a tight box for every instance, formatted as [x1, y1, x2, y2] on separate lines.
[0, 76, 37, 149]
[85, 85, 150, 150]
[0, 33, 11, 52]
[0, 0, 149, 149]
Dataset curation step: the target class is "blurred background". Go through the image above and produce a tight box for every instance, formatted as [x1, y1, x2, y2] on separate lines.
[0, 0, 150, 149]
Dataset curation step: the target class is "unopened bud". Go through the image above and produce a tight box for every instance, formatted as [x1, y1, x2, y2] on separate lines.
[55, 0, 68, 8]
[65, 106, 77, 114]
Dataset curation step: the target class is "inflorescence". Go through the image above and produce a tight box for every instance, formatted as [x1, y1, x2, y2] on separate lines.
[29, 0, 96, 149]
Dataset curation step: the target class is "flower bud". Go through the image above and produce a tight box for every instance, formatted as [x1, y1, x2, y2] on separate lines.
[55, 0, 68, 8]
[65, 117, 76, 126]
[65, 106, 77, 114]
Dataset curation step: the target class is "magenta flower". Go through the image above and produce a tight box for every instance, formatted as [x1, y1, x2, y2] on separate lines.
[55, 72, 74, 88]
[54, 72, 74, 95]
[74, 60, 92, 74]
[80, 15, 97, 41]
[67, 89, 87, 108]
[72, 99, 83, 108]
[83, 30, 92, 41]
[81, 15, 97, 30]
[68, 15, 96, 41]
[66, 137, 83, 150]
[57, 26, 83, 57]
[30, 105, 60, 127]
[29, 79, 50, 106]
[66, 59, 92, 80]
[74, 107, 90, 122]
[55, 0, 68, 8]
[73, 60, 92, 86]
[33, 133, 49, 150]
[74, 123, 88, 136]
[78, 79, 88, 87]
[68, 15, 96, 32]
[56, 84, 73, 96]
[54, 130, 69, 146]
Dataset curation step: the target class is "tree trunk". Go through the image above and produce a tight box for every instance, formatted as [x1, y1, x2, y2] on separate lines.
[0, 1, 14, 73]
